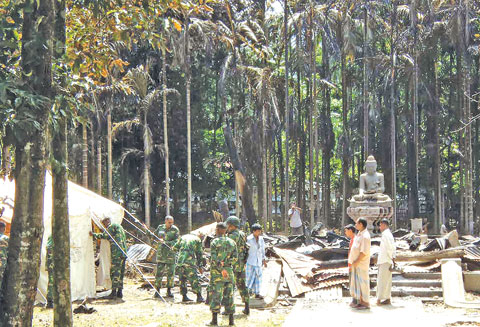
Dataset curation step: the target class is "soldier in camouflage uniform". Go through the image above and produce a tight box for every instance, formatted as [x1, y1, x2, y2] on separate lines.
[0, 222, 9, 292]
[91, 217, 127, 299]
[152, 215, 179, 298]
[173, 234, 205, 303]
[208, 222, 238, 326]
[225, 216, 250, 315]
[46, 235, 54, 308]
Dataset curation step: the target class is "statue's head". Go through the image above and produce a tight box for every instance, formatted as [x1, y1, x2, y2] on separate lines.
[365, 155, 377, 174]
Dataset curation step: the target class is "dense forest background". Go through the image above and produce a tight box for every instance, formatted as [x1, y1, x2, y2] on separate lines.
[1, 0, 480, 235]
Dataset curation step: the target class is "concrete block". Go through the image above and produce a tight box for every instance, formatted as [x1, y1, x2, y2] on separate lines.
[463, 271, 480, 292]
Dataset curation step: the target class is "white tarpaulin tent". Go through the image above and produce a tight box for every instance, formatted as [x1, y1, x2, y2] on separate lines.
[0, 172, 124, 303]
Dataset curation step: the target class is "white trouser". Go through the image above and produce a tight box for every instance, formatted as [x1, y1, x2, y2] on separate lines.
[377, 263, 392, 301]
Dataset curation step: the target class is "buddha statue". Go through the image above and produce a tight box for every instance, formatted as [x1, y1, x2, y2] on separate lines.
[351, 156, 391, 204]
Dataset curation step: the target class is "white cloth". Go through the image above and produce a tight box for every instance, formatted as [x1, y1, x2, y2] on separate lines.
[377, 262, 392, 301]
[288, 208, 302, 228]
[246, 234, 266, 267]
[378, 228, 395, 265]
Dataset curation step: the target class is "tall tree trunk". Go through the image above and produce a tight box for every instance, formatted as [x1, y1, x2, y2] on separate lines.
[390, 0, 397, 229]
[223, 124, 257, 225]
[51, 0, 73, 323]
[363, 0, 369, 159]
[284, 0, 290, 232]
[0, 0, 53, 322]
[107, 111, 112, 199]
[410, 0, 420, 219]
[162, 49, 170, 216]
[308, 6, 315, 227]
[97, 140, 102, 195]
[341, 29, 349, 228]
[321, 33, 333, 227]
[463, 0, 474, 234]
[89, 124, 96, 190]
[185, 18, 192, 232]
[143, 111, 151, 227]
[82, 123, 88, 188]
[262, 102, 268, 228]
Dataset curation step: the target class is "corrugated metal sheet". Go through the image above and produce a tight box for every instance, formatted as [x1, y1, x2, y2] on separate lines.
[465, 246, 480, 262]
[127, 244, 155, 263]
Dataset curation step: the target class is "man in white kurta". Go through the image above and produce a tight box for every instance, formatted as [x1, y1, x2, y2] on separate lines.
[348, 218, 371, 309]
[377, 219, 395, 305]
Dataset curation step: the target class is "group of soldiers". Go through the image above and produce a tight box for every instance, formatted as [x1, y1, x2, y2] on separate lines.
[150, 215, 249, 326]
[89, 214, 249, 326]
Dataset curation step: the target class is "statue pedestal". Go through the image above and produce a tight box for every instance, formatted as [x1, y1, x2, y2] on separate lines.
[347, 205, 393, 234]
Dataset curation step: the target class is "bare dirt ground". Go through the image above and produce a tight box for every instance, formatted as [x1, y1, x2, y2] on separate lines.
[282, 293, 480, 327]
[32, 278, 289, 327]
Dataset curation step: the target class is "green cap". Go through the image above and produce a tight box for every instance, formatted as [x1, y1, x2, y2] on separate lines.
[225, 216, 240, 227]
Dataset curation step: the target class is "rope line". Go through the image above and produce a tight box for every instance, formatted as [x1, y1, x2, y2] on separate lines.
[91, 214, 167, 304]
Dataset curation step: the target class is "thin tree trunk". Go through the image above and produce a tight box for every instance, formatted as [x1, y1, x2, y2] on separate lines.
[143, 111, 151, 227]
[341, 30, 349, 228]
[107, 111, 112, 199]
[185, 18, 192, 232]
[411, 0, 420, 218]
[390, 0, 397, 229]
[262, 102, 268, 228]
[0, 0, 53, 322]
[89, 124, 96, 191]
[82, 123, 88, 188]
[321, 32, 333, 227]
[309, 8, 315, 227]
[464, 0, 474, 234]
[97, 140, 102, 195]
[363, 0, 369, 159]
[284, 0, 290, 233]
[162, 49, 170, 216]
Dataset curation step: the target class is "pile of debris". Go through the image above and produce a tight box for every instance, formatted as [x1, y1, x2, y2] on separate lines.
[124, 221, 480, 307]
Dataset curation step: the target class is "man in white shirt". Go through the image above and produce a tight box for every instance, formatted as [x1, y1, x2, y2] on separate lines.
[246, 224, 267, 299]
[288, 202, 303, 235]
[377, 219, 395, 305]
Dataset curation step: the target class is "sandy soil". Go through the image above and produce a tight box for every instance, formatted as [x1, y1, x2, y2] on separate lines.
[32, 278, 289, 327]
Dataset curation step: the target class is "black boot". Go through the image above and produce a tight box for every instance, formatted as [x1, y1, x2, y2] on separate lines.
[208, 313, 218, 326]
[182, 294, 193, 302]
[154, 288, 161, 299]
[196, 293, 205, 303]
[166, 288, 174, 298]
[107, 289, 117, 299]
[205, 292, 210, 305]
[46, 300, 53, 309]
[229, 314, 234, 326]
[117, 288, 123, 298]
[242, 302, 250, 315]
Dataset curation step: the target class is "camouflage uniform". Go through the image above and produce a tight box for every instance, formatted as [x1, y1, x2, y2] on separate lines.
[173, 234, 205, 296]
[209, 235, 238, 314]
[93, 223, 127, 290]
[46, 236, 54, 303]
[154, 224, 179, 289]
[0, 232, 9, 289]
[227, 229, 249, 304]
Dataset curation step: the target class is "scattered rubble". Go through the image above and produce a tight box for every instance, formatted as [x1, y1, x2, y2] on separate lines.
[124, 222, 480, 307]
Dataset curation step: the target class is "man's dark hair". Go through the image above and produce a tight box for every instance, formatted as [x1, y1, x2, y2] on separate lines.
[216, 222, 227, 230]
[380, 219, 390, 226]
[344, 224, 355, 233]
[357, 218, 367, 229]
[251, 223, 262, 232]
[0, 221, 5, 228]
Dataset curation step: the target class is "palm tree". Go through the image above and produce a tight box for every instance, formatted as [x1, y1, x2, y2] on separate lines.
[126, 65, 160, 227]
